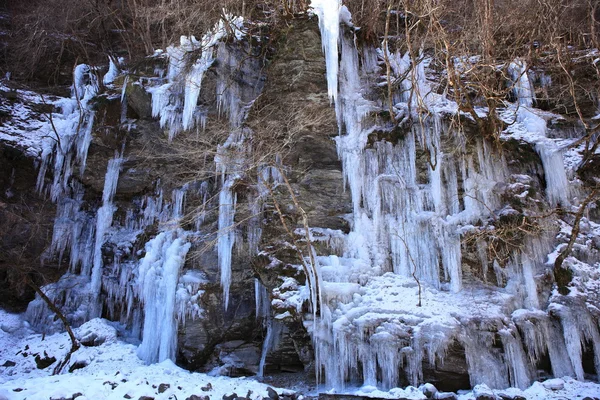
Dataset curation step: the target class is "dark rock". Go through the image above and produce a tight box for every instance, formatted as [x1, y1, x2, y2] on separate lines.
[138, 397, 155, 400]
[158, 383, 170, 393]
[223, 393, 238, 400]
[12, 388, 23, 392]
[50, 394, 83, 400]
[0, 144, 59, 312]
[124, 395, 132, 399]
[319, 394, 415, 400]
[79, 332, 106, 347]
[68, 361, 88, 373]
[422, 341, 470, 392]
[201, 383, 212, 391]
[267, 387, 279, 400]
[1, 360, 16, 367]
[103, 381, 119, 390]
[34, 352, 56, 369]
[186, 396, 209, 400]
[126, 81, 153, 119]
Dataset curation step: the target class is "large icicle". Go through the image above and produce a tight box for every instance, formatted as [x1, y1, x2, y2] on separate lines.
[217, 178, 237, 310]
[137, 231, 191, 364]
[90, 155, 123, 315]
[37, 64, 98, 201]
[149, 16, 245, 139]
[507, 58, 570, 207]
[310, 0, 342, 102]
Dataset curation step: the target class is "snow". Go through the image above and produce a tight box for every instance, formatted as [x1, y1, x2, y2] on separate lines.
[5, 306, 597, 400]
[0, 312, 291, 400]
[0, 83, 53, 157]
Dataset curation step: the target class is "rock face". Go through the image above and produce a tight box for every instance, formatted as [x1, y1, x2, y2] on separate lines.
[0, 143, 58, 310]
[0, 9, 599, 396]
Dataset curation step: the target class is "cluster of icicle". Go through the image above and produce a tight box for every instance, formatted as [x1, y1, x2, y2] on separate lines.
[149, 15, 245, 140]
[28, 11, 286, 366]
[305, 0, 599, 392]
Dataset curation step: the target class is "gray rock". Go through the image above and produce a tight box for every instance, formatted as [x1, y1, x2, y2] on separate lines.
[473, 384, 496, 400]
[419, 383, 437, 398]
[267, 387, 279, 400]
[542, 378, 564, 391]
[435, 393, 458, 400]
[157, 383, 170, 393]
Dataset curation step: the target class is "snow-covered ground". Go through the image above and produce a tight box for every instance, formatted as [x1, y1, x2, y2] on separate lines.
[0, 82, 60, 157]
[0, 311, 294, 400]
[2, 310, 600, 400]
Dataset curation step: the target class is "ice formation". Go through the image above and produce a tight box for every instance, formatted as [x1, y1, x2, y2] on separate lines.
[506, 59, 571, 206]
[103, 56, 120, 86]
[310, 0, 342, 102]
[90, 155, 123, 315]
[308, 6, 599, 392]
[149, 15, 245, 139]
[14, 3, 600, 394]
[136, 231, 191, 364]
[36, 64, 97, 201]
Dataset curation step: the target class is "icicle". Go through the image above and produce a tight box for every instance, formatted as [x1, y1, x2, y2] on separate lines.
[182, 57, 212, 131]
[499, 328, 531, 389]
[258, 319, 282, 378]
[218, 178, 237, 310]
[149, 15, 246, 139]
[310, 0, 342, 102]
[120, 75, 129, 123]
[137, 231, 191, 364]
[535, 143, 570, 207]
[508, 60, 534, 108]
[521, 254, 540, 309]
[73, 64, 99, 104]
[463, 329, 510, 389]
[90, 155, 123, 315]
[255, 279, 270, 320]
[103, 56, 120, 86]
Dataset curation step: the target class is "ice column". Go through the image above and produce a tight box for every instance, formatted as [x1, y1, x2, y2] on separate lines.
[258, 319, 282, 378]
[255, 279, 270, 320]
[536, 143, 570, 207]
[37, 64, 97, 201]
[90, 156, 123, 314]
[311, 0, 342, 102]
[137, 231, 191, 364]
[508, 60, 534, 108]
[218, 178, 237, 310]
